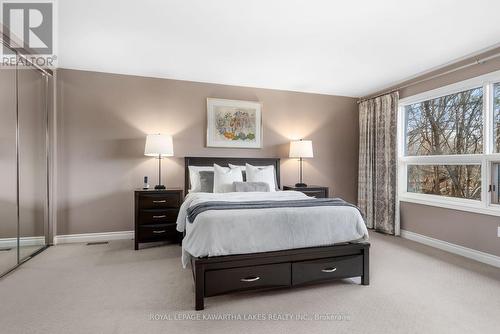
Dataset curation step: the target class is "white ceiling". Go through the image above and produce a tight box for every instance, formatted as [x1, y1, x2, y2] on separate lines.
[58, 0, 500, 97]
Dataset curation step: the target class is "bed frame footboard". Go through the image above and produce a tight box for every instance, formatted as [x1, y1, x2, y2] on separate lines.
[191, 242, 370, 310]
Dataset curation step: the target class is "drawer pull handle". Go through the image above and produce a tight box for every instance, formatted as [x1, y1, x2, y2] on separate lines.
[152, 200, 167, 203]
[153, 230, 166, 234]
[321, 267, 337, 273]
[152, 215, 166, 219]
[240, 276, 260, 282]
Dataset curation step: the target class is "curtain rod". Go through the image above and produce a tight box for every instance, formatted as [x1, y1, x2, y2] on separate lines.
[357, 51, 500, 104]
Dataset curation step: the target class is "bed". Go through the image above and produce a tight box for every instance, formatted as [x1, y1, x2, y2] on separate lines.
[179, 157, 370, 310]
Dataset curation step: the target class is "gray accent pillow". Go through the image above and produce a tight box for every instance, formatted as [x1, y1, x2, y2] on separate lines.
[199, 171, 214, 193]
[233, 181, 270, 192]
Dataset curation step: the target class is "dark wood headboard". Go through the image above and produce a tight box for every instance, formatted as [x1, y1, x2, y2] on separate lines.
[184, 157, 281, 194]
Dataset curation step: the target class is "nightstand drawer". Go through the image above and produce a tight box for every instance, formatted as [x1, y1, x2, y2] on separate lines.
[283, 185, 328, 198]
[139, 193, 181, 209]
[138, 224, 178, 241]
[138, 209, 179, 224]
[301, 190, 326, 198]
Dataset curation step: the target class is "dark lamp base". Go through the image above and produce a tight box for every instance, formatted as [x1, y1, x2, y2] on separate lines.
[154, 184, 166, 190]
[294, 183, 307, 187]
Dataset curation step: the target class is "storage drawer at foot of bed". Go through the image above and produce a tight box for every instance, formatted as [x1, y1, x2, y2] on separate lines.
[205, 263, 291, 297]
[292, 255, 363, 286]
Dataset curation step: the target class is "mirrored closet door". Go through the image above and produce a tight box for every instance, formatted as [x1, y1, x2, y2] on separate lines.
[18, 62, 49, 262]
[0, 49, 52, 277]
[0, 64, 18, 275]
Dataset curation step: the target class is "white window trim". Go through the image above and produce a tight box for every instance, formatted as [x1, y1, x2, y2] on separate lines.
[397, 69, 500, 217]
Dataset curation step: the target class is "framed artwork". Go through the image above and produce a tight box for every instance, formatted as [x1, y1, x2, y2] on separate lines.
[206, 98, 262, 148]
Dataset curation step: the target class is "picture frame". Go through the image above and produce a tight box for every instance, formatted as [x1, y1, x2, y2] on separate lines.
[206, 98, 262, 148]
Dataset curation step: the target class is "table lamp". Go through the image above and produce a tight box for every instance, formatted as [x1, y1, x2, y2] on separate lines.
[144, 134, 174, 189]
[289, 139, 313, 187]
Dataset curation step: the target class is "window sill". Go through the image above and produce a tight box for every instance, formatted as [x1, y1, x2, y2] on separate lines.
[398, 193, 500, 217]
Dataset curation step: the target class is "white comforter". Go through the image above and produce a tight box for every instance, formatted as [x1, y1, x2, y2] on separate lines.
[176, 191, 369, 267]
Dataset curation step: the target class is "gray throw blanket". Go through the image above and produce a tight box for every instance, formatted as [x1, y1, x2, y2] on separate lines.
[187, 198, 363, 223]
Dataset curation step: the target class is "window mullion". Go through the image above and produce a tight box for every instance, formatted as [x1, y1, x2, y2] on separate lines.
[401, 155, 482, 164]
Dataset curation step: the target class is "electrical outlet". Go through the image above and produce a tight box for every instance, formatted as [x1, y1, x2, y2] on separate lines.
[498, 226, 500, 238]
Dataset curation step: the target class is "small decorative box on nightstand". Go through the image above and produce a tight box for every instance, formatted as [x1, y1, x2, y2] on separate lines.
[283, 185, 329, 198]
[134, 189, 183, 250]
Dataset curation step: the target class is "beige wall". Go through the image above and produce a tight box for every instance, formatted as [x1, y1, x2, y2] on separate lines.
[398, 46, 500, 257]
[56, 69, 359, 235]
[401, 202, 500, 256]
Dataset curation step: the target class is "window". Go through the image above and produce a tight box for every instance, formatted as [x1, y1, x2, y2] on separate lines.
[494, 83, 500, 153]
[491, 163, 500, 204]
[407, 164, 481, 200]
[405, 87, 483, 156]
[398, 71, 500, 216]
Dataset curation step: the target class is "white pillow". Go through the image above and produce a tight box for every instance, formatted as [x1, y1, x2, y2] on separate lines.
[188, 166, 215, 192]
[228, 164, 246, 171]
[213, 164, 243, 193]
[245, 163, 277, 192]
[228, 164, 247, 181]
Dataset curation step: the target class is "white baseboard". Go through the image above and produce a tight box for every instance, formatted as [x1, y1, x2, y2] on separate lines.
[53, 231, 134, 245]
[0, 236, 46, 248]
[400, 230, 500, 268]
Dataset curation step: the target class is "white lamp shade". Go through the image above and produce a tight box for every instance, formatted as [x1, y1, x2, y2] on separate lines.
[144, 134, 174, 157]
[289, 140, 313, 158]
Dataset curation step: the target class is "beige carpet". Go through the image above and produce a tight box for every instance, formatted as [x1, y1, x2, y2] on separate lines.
[0, 245, 44, 276]
[0, 233, 499, 334]
[0, 247, 18, 275]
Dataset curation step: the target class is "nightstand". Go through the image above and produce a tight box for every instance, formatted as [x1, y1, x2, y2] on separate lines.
[283, 185, 329, 198]
[134, 189, 183, 250]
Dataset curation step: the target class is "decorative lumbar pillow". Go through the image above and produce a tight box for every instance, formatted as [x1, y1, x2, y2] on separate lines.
[234, 181, 270, 192]
[188, 166, 215, 192]
[198, 171, 214, 193]
[213, 164, 243, 193]
[245, 163, 277, 191]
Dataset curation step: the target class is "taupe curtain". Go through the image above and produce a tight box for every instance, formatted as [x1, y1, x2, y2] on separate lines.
[357, 92, 398, 235]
